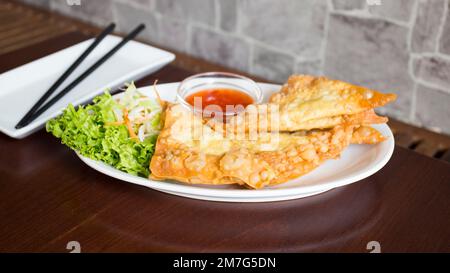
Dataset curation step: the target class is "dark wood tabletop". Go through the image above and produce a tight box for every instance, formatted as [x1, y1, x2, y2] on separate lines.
[0, 32, 449, 253]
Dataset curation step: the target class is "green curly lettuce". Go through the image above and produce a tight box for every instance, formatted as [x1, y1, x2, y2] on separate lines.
[46, 86, 160, 177]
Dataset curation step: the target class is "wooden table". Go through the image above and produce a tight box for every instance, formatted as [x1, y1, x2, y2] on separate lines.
[0, 32, 449, 253]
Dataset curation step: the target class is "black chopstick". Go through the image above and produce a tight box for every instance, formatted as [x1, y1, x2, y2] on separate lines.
[17, 24, 146, 129]
[15, 23, 116, 129]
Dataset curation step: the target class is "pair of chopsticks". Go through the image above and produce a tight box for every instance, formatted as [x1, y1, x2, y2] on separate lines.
[15, 23, 146, 129]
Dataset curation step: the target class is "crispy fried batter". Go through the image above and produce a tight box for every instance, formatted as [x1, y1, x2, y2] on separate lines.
[149, 75, 395, 189]
[351, 126, 386, 144]
[220, 75, 395, 132]
[150, 104, 365, 189]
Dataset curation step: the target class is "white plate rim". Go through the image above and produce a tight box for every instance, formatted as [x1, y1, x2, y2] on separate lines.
[74, 82, 395, 200]
[155, 188, 333, 202]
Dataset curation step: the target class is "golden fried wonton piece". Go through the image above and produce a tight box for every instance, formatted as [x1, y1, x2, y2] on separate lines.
[351, 126, 386, 144]
[149, 75, 394, 189]
[149, 104, 384, 189]
[220, 75, 396, 132]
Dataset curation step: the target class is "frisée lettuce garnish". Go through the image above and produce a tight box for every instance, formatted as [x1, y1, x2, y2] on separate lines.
[46, 82, 162, 177]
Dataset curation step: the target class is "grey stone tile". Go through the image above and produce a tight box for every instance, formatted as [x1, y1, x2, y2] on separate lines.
[295, 59, 322, 76]
[414, 56, 450, 90]
[217, 0, 237, 32]
[324, 14, 413, 116]
[438, 1, 450, 54]
[251, 46, 295, 83]
[412, 0, 446, 53]
[190, 26, 249, 71]
[157, 16, 189, 53]
[240, 0, 327, 58]
[50, 0, 114, 26]
[114, 0, 154, 10]
[332, 0, 365, 10]
[155, 0, 216, 27]
[112, 2, 158, 44]
[415, 84, 450, 135]
[113, 1, 187, 52]
[19, 0, 50, 8]
[368, 0, 415, 22]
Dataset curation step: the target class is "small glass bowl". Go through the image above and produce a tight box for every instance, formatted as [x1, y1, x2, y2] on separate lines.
[177, 72, 263, 117]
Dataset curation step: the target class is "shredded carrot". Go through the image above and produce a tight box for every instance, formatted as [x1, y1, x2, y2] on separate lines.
[152, 79, 167, 110]
[123, 108, 138, 140]
[152, 79, 162, 104]
[104, 109, 138, 141]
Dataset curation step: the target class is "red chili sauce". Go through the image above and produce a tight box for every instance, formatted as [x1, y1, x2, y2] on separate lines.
[185, 88, 254, 114]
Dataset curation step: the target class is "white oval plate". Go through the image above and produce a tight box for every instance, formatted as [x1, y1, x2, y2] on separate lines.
[76, 82, 395, 202]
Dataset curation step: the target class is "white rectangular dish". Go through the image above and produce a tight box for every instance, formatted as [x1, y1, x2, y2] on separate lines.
[0, 35, 175, 139]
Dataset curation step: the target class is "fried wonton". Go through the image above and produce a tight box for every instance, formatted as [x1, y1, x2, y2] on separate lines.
[149, 104, 383, 189]
[149, 75, 395, 189]
[216, 75, 396, 132]
[351, 126, 386, 144]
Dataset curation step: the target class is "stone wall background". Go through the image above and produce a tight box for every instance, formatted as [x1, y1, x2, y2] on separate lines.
[17, 0, 450, 135]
